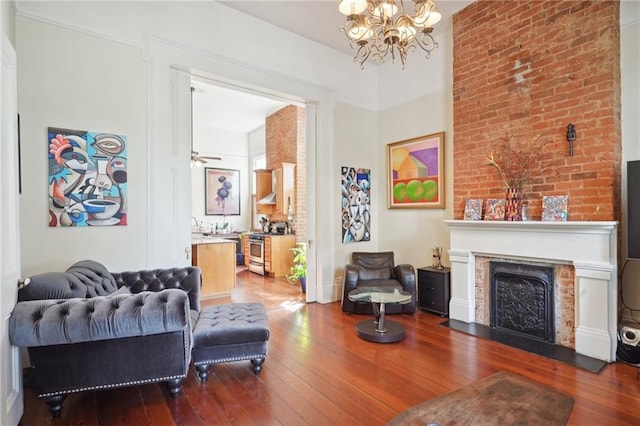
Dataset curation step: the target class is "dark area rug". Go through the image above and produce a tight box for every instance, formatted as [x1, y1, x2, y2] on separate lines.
[388, 371, 574, 426]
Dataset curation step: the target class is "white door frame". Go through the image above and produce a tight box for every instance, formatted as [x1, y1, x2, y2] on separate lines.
[143, 35, 333, 302]
[1, 33, 23, 426]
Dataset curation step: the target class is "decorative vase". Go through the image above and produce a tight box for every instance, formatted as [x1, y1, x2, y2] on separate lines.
[505, 187, 522, 221]
[300, 277, 307, 293]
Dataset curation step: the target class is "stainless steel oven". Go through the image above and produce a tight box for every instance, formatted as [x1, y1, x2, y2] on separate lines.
[248, 234, 266, 275]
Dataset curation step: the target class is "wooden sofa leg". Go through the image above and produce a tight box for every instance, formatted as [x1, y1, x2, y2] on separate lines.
[195, 364, 211, 383]
[251, 358, 265, 375]
[166, 378, 184, 397]
[44, 395, 66, 418]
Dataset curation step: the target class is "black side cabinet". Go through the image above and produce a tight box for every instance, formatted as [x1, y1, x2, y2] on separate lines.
[417, 266, 451, 316]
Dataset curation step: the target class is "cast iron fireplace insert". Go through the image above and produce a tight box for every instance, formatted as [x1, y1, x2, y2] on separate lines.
[489, 261, 555, 343]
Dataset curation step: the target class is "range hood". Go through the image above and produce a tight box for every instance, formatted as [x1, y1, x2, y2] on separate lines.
[257, 192, 276, 205]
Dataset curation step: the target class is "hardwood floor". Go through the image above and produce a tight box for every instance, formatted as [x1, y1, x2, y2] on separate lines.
[21, 269, 640, 425]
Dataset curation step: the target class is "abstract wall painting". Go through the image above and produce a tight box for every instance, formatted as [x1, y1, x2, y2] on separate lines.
[387, 132, 445, 209]
[341, 166, 371, 244]
[205, 168, 240, 215]
[48, 127, 127, 227]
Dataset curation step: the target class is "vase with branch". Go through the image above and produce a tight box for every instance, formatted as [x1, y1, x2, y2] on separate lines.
[485, 134, 549, 221]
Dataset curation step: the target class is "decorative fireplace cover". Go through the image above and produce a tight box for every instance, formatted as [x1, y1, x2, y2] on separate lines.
[490, 261, 555, 342]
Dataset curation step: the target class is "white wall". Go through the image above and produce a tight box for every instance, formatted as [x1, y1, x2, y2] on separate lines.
[376, 91, 454, 271]
[1, 0, 15, 44]
[17, 17, 148, 275]
[375, 23, 455, 271]
[332, 102, 378, 289]
[15, 1, 378, 110]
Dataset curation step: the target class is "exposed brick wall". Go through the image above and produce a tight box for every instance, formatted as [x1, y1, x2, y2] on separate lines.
[452, 0, 621, 221]
[266, 105, 298, 168]
[265, 105, 307, 243]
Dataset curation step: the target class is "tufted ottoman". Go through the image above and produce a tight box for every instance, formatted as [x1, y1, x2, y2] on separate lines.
[192, 303, 270, 383]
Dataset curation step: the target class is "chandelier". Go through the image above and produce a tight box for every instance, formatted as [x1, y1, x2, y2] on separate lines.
[338, 0, 442, 69]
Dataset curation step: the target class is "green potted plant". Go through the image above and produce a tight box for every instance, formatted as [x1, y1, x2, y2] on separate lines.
[287, 242, 307, 293]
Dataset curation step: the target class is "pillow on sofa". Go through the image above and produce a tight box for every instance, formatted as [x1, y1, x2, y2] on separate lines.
[66, 260, 119, 296]
[18, 260, 119, 301]
[18, 272, 86, 301]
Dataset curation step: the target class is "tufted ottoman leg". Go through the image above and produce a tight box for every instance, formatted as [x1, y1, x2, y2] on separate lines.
[192, 303, 270, 383]
[195, 364, 211, 383]
[166, 378, 184, 397]
[251, 358, 265, 375]
[44, 395, 66, 418]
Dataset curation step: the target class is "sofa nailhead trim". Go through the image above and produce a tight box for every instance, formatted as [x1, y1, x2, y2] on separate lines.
[38, 373, 187, 398]
[194, 355, 266, 365]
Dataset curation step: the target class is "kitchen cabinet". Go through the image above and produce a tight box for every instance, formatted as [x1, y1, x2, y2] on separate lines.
[417, 266, 450, 316]
[255, 169, 275, 215]
[255, 163, 296, 216]
[244, 237, 250, 267]
[276, 162, 296, 215]
[192, 239, 236, 298]
[264, 235, 296, 277]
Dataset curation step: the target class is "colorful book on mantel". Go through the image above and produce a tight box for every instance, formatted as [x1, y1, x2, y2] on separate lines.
[464, 199, 483, 220]
[484, 199, 506, 221]
[542, 195, 568, 221]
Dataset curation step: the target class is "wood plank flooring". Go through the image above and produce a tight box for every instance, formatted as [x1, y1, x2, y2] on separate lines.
[21, 268, 640, 425]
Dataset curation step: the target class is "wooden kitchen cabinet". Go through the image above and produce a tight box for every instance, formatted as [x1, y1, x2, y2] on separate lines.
[255, 169, 275, 215]
[264, 235, 296, 277]
[244, 237, 250, 266]
[276, 162, 296, 215]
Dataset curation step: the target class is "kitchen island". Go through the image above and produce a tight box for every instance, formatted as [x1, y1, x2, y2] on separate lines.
[192, 236, 237, 299]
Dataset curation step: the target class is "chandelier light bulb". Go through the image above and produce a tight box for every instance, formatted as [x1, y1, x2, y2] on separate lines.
[373, 0, 399, 19]
[338, 0, 367, 15]
[396, 15, 416, 41]
[414, 0, 441, 28]
[345, 14, 372, 41]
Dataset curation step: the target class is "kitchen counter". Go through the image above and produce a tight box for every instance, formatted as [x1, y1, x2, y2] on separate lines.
[192, 236, 237, 245]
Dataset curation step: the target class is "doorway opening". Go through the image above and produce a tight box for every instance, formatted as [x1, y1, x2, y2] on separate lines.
[188, 75, 310, 300]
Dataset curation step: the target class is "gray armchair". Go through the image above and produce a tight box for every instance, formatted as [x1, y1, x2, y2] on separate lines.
[341, 252, 416, 314]
[9, 260, 201, 417]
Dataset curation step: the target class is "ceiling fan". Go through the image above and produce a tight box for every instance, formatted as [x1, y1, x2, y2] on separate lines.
[191, 86, 222, 167]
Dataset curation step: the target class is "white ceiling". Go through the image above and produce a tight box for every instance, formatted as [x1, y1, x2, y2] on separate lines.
[220, 0, 475, 56]
[192, 80, 289, 134]
[198, 0, 475, 133]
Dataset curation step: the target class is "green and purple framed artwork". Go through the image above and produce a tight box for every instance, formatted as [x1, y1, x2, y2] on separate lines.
[387, 132, 445, 209]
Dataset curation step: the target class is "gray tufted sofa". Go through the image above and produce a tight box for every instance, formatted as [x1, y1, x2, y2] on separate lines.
[9, 260, 201, 417]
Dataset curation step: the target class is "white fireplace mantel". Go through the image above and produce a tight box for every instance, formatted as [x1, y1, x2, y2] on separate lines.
[445, 220, 618, 362]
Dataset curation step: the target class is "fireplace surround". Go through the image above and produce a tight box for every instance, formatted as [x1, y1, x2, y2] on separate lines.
[445, 220, 617, 362]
